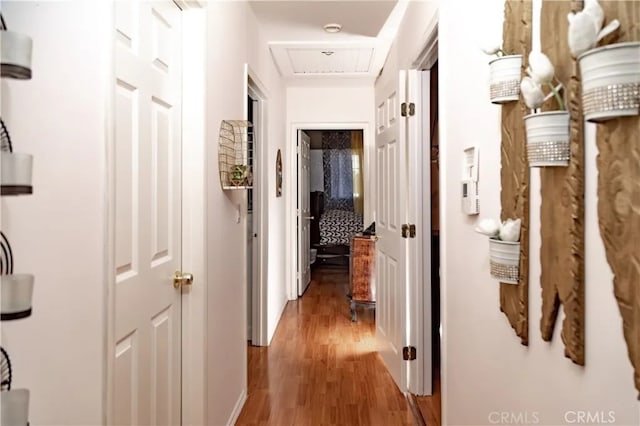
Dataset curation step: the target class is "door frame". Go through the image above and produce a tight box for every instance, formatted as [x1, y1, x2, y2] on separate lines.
[105, 2, 208, 425]
[406, 16, 438, 396]
[286, 122, 371, 300]
[245, 66, 269, 346]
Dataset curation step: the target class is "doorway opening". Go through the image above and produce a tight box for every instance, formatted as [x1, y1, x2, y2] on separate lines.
[414, 59, 441, 423]
[295, 128, 374, 320]
[246, 72, 268, 347]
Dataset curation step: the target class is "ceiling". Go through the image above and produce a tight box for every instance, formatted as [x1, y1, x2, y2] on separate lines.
[249, 1, 403, 82]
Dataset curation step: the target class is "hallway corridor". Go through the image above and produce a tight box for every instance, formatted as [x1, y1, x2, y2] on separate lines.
[236, 267, 415, 425]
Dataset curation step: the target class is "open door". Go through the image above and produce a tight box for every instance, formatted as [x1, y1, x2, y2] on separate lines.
[297, 130, 311, 296]
[375, 71, 408, 391]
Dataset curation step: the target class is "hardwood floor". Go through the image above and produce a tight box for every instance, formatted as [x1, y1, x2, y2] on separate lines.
[415, 364, 441, 426]
[236, 267, 416, 425]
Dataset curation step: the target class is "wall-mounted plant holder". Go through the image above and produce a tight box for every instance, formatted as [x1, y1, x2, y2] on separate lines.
[489, 238, 520, 285]
[1, 388, 30, 426]
[218, 120, 253, 190]
[578, 41, 640, 122]
[1, 274, 34, 321]
[524, 111, 570, 167]
[489, 54, 522, 104]
[1, 152, 33, 196]
[0, 14, 32, 80]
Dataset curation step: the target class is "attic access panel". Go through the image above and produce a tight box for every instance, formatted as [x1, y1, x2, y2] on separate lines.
[287, 47, 373, 74]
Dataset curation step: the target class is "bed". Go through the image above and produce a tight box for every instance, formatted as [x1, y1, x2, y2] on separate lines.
[310, 191, 363, 267]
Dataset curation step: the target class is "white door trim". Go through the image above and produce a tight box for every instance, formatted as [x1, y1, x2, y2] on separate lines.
[181, 5, 207, 426]
[286, 122, 371, 301]
[407, 20, 438, 397]
[105, 3, 207, 426]
[245, 65, 270, 347]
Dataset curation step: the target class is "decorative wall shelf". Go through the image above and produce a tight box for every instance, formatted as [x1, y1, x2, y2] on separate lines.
[0, 348, 29, 426]
[1, 12, 33, 425]
[1, 119, 33, 196]
[1, 232, 33, 321]
[218, 120, 253, 190]
[0, 14, 32, 80]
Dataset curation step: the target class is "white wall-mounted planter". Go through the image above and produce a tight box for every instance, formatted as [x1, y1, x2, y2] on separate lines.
[1, 152, 33, 196]
[1, 274, 34, 320]
[578, 41, 640, 122]
[0, 30, 32, 80]
[218, 120, 253, 190]
[524, 111, 570, 167]
[489, 54, 522, 104]
[0, 388, 29, 426]
[489, 239, 520, 284]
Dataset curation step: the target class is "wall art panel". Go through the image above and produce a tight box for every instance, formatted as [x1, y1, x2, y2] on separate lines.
[500, 0, 532, 345]
[539, 0, 585, 366]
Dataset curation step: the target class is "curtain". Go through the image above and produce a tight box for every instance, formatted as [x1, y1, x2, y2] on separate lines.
[351, 131, 364, 215]
[322, 131, 353, 211]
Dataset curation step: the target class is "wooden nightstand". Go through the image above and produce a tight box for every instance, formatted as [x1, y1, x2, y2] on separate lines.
[349, 235, 376, 321]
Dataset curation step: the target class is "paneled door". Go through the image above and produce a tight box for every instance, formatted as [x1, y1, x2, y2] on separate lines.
[375, 71, 408, 391]
[298, 130, 312, 296]
[113, 1, 183, 425]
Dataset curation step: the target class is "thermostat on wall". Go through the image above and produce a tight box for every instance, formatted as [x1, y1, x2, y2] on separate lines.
[462, 146, 479, 215]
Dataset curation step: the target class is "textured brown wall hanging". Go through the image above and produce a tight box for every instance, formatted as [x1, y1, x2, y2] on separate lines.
[594, 0, 640, 398]
[500, 0, 531, 345]
[539, 0, 585, 366]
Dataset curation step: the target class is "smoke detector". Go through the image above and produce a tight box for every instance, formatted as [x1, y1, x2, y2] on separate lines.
[323, 23, 342, 33]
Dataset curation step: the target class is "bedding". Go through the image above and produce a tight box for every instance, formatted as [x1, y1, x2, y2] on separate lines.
[319, 209, 363, 246]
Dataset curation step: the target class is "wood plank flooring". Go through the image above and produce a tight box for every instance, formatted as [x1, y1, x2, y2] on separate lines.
[236, 267, 416, 425]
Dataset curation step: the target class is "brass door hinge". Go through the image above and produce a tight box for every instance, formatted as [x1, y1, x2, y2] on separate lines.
[401, 224, 416, 238]
[401, 102, 415, 117]
[403, 346, 417, 361]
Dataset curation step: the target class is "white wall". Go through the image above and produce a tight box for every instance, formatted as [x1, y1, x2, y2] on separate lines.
[437, 1, 640, 425]
[246, 6, 288, 346]
[205, 1, 286, 423]
[285, 85, 375, 300]
[287, 85, 375, 225]
[0, 1, 108, 424]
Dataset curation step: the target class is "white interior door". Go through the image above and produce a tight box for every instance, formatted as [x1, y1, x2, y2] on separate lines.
[113, 1, 182, 425]
[298, 130, 311, 296]
[375, 72, 408, 391]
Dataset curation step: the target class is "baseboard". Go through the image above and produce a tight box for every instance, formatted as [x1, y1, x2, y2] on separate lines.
[226, 388, 247, 426]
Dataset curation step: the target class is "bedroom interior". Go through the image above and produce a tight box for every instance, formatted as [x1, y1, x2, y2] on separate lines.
[302, 129, 376, 320]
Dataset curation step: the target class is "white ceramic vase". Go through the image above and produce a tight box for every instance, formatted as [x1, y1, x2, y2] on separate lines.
[1, 274, 34, 320]
[489, 239, 520, 284]
[578, 41, 640, 122]
[523, 111, 570, 167]
[1, 152, 33, 195]
[489, 55, 522, 104]
[0, 30, 32, 79]
[0, 389, 29, 426]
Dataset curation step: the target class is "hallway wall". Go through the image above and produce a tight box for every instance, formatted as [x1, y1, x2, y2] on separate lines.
[0, 1, 109, 424]
[437, 1, 639, 425]
[205, 1, 287, 424]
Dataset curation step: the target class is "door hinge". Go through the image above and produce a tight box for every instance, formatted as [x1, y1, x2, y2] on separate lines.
[401, 224, 416, 238]
[401, 102, 415, 117]
[403, 346, 417, 361]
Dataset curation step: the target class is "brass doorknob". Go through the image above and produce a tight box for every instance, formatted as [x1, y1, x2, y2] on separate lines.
[173, 271, 194, 289]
